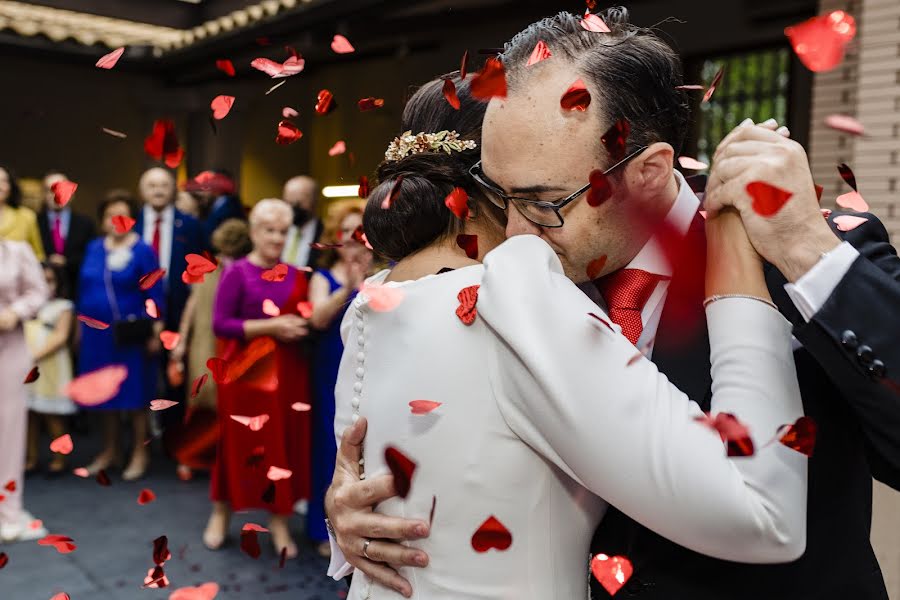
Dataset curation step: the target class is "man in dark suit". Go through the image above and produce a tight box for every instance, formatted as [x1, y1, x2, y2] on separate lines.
[320, 9, 900, 600]
[38, 171, 96, 299]
[281, 175, 325, 272]
[183, 169, 246, 247]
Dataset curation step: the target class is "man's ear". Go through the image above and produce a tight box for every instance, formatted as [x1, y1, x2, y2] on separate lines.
[633, 142, 675, 194]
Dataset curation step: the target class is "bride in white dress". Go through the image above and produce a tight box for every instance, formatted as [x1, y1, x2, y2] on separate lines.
[331, 76, 806, 599]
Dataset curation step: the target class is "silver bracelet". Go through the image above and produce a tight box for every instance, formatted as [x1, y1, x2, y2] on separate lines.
[702, 294, 777, 310]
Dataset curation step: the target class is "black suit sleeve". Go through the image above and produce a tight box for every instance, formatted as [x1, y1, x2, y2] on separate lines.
[791, 212, 900, 489]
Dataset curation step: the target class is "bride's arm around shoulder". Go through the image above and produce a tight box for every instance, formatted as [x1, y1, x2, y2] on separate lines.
[477, 233, 807, 564]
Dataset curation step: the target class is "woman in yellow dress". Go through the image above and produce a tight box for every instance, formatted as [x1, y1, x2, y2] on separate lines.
[0, 165, 46, 260]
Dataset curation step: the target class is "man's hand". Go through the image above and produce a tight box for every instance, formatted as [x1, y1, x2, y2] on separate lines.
[0, 309, 18, 332]
[326, 418, 430, 598]
[706, 122, 841, 282]
[48, 254, 66, 267]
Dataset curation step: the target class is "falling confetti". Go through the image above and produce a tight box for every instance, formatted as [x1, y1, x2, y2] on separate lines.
[216, 59, 235, 76]
[138, 489, 157, 505]
[24, 366, 39, 383]
[95, 46, 125, 69]
[837, 163, 857, 191]
[51, 180, 77, 208]
[702, 66, 725, 103]
[587, 170, 612, 207]
[526, 40, 552, 66]
[240, 530, 261, 559]
[139, 269, 166, 290]
[384, 446, 417, 498]
[591, 554, 634, 596]
[275, 120, 302, 145]
[210, 95, 235, 120]
[262, 298, 281, 317]
[358, 97, 385, 111]
[296, 302, 313, 319]
[65, 365, 128, 406]
[442, 78, 461, 110]
[150, 399, 179, 411]
[470, 57, 507, 100]
[38, 534, 77, 554]
[694, 412, 754, 457]
[581, 13, 611, 32]
[144, 119, 184, 168]
[169, 582, 219, 600]
[328, 140, 347, 156]
[266, 466, 292, 481]
[230, 414, 270, 431]
[678, 156, 709, 170]
[833, 214, 868, 231]
[409, 400, 442, 415]
[190, 374, 209, 399]
[78, 315, 109, 330]
[315, 89, 336, 115]
[111, 215, 136, 234]
[331, 34, 355, 54]
[49, 434, 73, 455]
[824, 114, 864, 136]
[444, 187, 470, 220]
[785, 10, 856, 72]
[250, 55, 304, 78]
[101, 127, 128, 138]
[836, 191, 869, 212]
[746, 181, 793, 217]
[160, 331, 181, 350]
[778, 416, 817, 456]
[145, 298, 159, 319]
[381, 176, 405, 210]
[358, 175, 370, 199]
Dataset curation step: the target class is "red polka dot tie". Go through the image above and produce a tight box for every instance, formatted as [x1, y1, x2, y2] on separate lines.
[595, 268, 663, 346]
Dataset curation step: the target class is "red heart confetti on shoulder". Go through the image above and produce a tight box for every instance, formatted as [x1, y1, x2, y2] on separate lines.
[456, 234, 479, 259]
[833, 214, 868, 231]
[66, 365, 128, 406]
[591, 553, 633, 595]
[581, 13, 611, 32]
[526, 40, 552, 66]
[702, 66, 725, 103]
[240, 529, 261, 559]
[455, 284, 480, 326]
[381, 176, 405, 210]
[139, 269, 166, 290]
[24, 366, 39, 383]
[361, 283, 405, 312]
[694, 412, 754, 456]
[470, 57, 507, 100]
[358, 97, 384, 112]
[111, 215, 136, 234]
[824, 114, 863, 136]
[586, 255, 608, 280]
[49, 434, 73, 455]
[785, 10, 856, 72]
[409, 400, 443, 415]
[561, 79, 591, 111]
[331, 34, 355, 54]
[210, 95, 235, 120]
[442, 78, 461, 110]
[138, 488, 156, 505]
[778, 416, 817, 456]
[445, 187, 470, 220]
[216, 59, 235, 76]
[587, 170, 612, 207]
[471, 515, 512, 552]
[96, 46, 125, 69]
[315, 89, 336, 115]
[836, 191, 868, 212]
[51, 180, 78, 208]
[745, 181, 793, 217]
[384, 446, 417, 499]
[601, 119, 631, 162]
[275, 120, 302, 145]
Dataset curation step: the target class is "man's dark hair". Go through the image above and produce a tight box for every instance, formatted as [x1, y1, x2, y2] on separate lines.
[0, 164, 23, 209]
[501, 7, 690, 159]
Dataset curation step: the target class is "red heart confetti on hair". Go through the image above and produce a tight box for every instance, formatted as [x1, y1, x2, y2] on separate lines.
[361, 283, 405, 312]
[459, 49, 469, 79]
[382, 176, 405, 210]
[66, 365, 128, 406]
[331, 34, 355, 54]
[778, 416, 817, 456]
[358, 97, 385, 112]
[586, 255, 608, 280]
[78, 315, 109, 330]
[240, 530, 261, 559]
[216, 59, 235, 76]
[677, 156, 708, 170]
[601, 119, 631, 162]
[0, 553, 7, 569]
[470, 57, 507, 100]
[275, 120, 302, 145]
[96, 46, 125, 69]
[150, 399, 179, 411]
[210, 95, 235, 120]
[702, 66, 725, 103]
[581, 13, 611, 32]
[144, 119, 184, 168]
[328, 140, 347, 156]
[745, 181, 793, 217]
[694, 412, 754, 457]
[785, 10, 856, 72]
[837, 163, 857, 191]
[51, 180, 78, 208]
[409, 400, 442, 415]
[139, 269, 166, 290]
[38, 534, 77, 554]
[384, 446, 417, 498]
[159, 331, 180, 350]
[144, 566, 169, 588]
[191, 373, 208, 399]
[206, 357, 228, 384]
[833, 214, 868, 231]
[455, 284, 480, 326]
[591, 553, 634, 595]
[456, 234, 479, 259]
[471, 515, 512, 552]
[267, 466, 292, 481]
[587, 170, 612, 207]
[49, 434, 73, 455]
[445, 187, 470, 220]
[169, 582, 219, 600]
[560, 79, 591, 111]
[4, 480, 15, 492]
[442, 78, 461, 110]
[145, 298, 159, 319]
[262, 299, 281, 317]
[250, 55, 305, 78]
[96, 469, 111, 486]
[291, 402, 311, 412]
[111, 215, 136, 234]
[824, 114, 863, 136]
[836, 191, 868, 212]
[153, 535, 171, 565]
[137, 488, 156, 505]
[230, 414, 270, 431]
[261, 263, 288, 282]
[24, 366, 39, 383]
[526, 40, 552, 66]
[315, 89, 336, 115]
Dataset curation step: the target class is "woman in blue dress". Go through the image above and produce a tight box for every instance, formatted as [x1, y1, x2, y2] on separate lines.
[77, 190, 165, 481]
[306, 206, 372, 556]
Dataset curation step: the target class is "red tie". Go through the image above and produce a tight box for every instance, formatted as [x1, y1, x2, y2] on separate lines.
[151, 214, 161, 257]
[595, 268, 663, 346]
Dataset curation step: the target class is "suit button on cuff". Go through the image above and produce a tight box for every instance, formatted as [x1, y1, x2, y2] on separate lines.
[869, 359, 886, 379]
[857, 345, 874, 366]
[841, 330, 858, 350]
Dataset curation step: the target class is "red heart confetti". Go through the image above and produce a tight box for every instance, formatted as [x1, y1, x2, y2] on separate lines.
[191, 373, 208, 399]
[675, 84, 705, 90]
[282, 106, 299, 119]
[358, 97, 385, 112]
[78, 315, 109, 329]
[471, 515, 512, 552]
[329, 140, 347, 156]
[778, 416, 817, 456]
[586, 255, 608, 280]
[456, 234, 479, 259]
[96, 469, 111, 486]
[459, 50, 469, 79]
[169, 582, 219, 600]
[814, 183, 825, 202]
[361, 283, 405, 312]
[262, 298, 281, 317]
[50, 593, 70, 600]
[824, 114, 863, 136]
[384, 446, 417, 499]
[24, 366, 39, 383]
[381, 176, 405, 210]
[275, 120, 302, 145]
[261, 263, 288, 282]
[250, 55, 304, 78]
[137, 488, 157, 505]
[746, 181, 793, 217]
[111, 215, 136, 234]
[143, 566, 169, 589]
[0, 553, 7, 569]
[445, 187, 470, 220]
[526, 40, 552, 67]
[311, 242, 343, 251]
[581, 13, 611, 32]
[470, 57, 507, 100]
[267, 466, 292, 481]
[833, 214, 868, 232]
[587, 170, 612, 207]
[153, 535, 171, 565]
[242, 523, 269, 532]
[210, 95, 235, 120]
[231, 414, 270, 431]
[4, 480, 15, 492]
[409, 400, 442, 415]
[455, 284, 480, 326]
[159, 331, 180, 350]
[150, 399, 179, 411]
[51, 180, 78, 208]
[694, 412, 755, 457]
[139, 269, 166, 290]
[591, 553, 634, 596]
[73, 467, 89, 478]
[66, 365, 128, 406]
[442, 78, 461, 110]
[678, 156, 708, 170]
[560, 79, 591, 112]
[837, 163, 857, 191]
[185, 254, 217, 277]
[143, 119, 184, 168]
[296, 301, 313, 319]
[240, 530, 261, 559]
[331, 34, 355, 54]
[96, 46, 125, 69]
[836, 191, 868, 212]
[216, 59, 235, 76]
[291, 402, 312, 412]
[702, 66, 725, 103]
[38, 534, 77, 554]
[357, 175, 370, 199]
[315, 89, 336, 115]
[49, 434, 73, 455]
[206, 357, 228, 384]
[601, 119, 631, 162]
[785, 10, 856, 72]
[145, 298, 159, 319]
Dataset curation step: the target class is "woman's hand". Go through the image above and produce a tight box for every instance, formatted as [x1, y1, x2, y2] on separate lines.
[0, 309, 18, 332]
[146, 322, 164, 355]
[704, 208, 768, 299]
[170, 340, 186, 363]
[267, 314, 309, 343]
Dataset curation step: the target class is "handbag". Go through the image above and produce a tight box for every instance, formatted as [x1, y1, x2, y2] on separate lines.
[104, 259, 155, 348]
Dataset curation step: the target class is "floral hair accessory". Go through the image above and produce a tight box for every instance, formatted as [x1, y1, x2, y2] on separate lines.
[384, 130, 477, 162]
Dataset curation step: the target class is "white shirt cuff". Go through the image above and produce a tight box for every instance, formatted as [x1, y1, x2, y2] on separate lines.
[326, 530, 355, 579]
[784, 242, 859, 322]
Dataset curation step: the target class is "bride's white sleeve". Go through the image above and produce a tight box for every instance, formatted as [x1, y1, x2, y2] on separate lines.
[479, 235, 807, 564]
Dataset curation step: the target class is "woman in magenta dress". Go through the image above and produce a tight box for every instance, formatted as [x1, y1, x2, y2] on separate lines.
[205, 198, 312, 559]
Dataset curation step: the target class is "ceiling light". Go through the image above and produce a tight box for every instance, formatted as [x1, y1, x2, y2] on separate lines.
[323, 185, 362, 198]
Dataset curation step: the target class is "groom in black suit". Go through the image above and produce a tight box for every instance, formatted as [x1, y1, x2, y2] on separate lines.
[323, 8, 900, 600]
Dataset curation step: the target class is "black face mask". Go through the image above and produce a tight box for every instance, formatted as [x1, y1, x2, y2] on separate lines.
[293, 206, 311, 226]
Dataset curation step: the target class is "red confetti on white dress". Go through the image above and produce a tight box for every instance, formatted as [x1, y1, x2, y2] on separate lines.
[526, 40, 552, 66]
[591, 554, 634, 596]
[216, 59, 235, 77]
[250, 55, 304, 78]
[581, 13, 611, 33]
[49, 434, 73, 455]
[51, 180, 77, 208]
[745, 181, 793, 217]
[169, 582, 219, 600]
[678, 156, 708, 170]
[137, 488, 156, 505]
[694, 412, 755, 457]
[95, 47, 125, 69]
[778, 416, 817, 456]
[833, 214, 868, 232]
[150, 399, 179, 411]
[230, 414, 270, 431]
[210, 95, 235, 120]
[470, 57, 507, 100]
[824, 114, 864, 136]
[455, 285, 480, 326]
[471, 515, 512, 552]
[266, 466, 292, 481]
[409, 400, 442, 415]
[836, 191, 869, 212]
[328, 140, 347, 156]
[361, 283, 405, 312]
[785, 10, 856, 72]
[384, 446, 417, 498]
[560, 79, 591, 112]
[65, 365, 128, 406]
[331, 34, 355, 54]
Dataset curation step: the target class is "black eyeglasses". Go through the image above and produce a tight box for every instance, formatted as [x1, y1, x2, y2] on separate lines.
[469, 145, 648, 228]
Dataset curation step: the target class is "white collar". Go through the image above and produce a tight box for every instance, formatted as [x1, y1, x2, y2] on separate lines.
[625, 170, 700, 277]
[144, 203, 174, 224]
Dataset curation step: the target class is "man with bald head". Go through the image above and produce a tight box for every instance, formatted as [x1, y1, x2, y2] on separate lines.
[281, 175, 324, 270]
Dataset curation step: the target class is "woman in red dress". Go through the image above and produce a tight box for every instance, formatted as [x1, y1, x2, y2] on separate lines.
[204, 198, 312, 558]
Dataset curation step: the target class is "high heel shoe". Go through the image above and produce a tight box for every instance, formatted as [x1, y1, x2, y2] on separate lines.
[122, 454, 149, 481]
[203, 507, 231, 551]
[83, 453, 121, 476]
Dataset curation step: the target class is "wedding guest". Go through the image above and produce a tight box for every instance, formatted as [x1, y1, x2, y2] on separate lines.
[77, 190, 165, 480]
[37, 171, 95, 299]
[175, 191, 201, 218]
[281, 176, 324, 270]
[169, 219, 252, 481]
[306, 206, 373, 557]
[24, 263, 76, 475]
[205, 199, 312, 558]
[0, 240, 49, 542]
[184, 169, 245, 247]
[0, 164, 45, 260]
